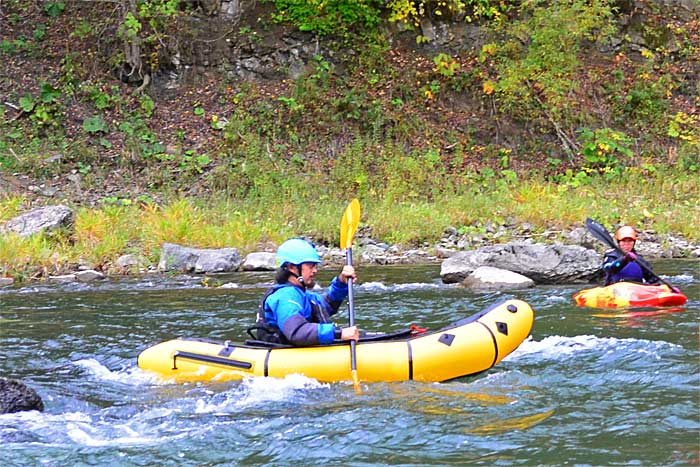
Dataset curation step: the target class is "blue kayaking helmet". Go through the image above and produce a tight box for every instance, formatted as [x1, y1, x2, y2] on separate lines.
[276, 238, 322, 267]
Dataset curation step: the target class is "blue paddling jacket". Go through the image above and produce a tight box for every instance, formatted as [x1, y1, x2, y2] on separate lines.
[602, 249, 657, 285]
[257, 277, 348, 346]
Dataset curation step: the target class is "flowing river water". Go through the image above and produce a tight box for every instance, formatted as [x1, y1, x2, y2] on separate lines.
[1, 260, 698, 466]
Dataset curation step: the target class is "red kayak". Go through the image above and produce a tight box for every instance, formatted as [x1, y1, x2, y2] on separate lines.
[573, 282, 687, 308]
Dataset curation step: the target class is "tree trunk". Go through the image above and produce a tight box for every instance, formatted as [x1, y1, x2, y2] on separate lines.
[120, 0, 149, 88]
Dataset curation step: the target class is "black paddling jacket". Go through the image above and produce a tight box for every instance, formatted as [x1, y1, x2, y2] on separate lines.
[601, 249, 656, 285]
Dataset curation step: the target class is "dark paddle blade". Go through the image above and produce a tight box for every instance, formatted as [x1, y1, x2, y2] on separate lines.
[585, 218, 620, 253]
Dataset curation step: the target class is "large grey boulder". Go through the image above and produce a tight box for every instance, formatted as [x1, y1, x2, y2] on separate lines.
[158, 243, 242, 273]
[75, 269, 105, 282]
[2, 205, 73, 237]
[441, 242, 601, 284]
[0, 378, 44, 414]
[0, 277, 14, 287]
[241, 252, 276, 271]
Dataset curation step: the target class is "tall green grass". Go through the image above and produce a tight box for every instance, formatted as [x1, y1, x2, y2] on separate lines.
[0, 166, 697, 281]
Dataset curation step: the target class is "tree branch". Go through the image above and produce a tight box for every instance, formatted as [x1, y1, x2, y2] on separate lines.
[3, 101, 20, 111]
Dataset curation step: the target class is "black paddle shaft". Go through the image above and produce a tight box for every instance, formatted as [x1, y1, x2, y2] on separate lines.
[345, 248, 357, 371]
[346, 249, 355, 326]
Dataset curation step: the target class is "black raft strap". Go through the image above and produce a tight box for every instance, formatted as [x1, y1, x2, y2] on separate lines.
[172, 351, 252, 370]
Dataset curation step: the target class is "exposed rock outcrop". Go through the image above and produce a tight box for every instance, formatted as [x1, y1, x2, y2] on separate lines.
[0, 378, 44, 414]
[1, 205, 73, 238]
[241, 252, 276, 271]
[158, 242, 243, 273]
[461, 266, 536, 289]
[440, 242, 601, 284]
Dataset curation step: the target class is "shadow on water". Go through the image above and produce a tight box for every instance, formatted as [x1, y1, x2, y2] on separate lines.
[1, 259, 698, 466]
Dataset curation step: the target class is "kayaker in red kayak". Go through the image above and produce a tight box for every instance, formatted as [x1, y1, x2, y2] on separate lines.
[602, 225, 658, 285]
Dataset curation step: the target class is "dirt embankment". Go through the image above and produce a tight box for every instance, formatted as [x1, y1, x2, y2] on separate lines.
[0, 1, 698, 207]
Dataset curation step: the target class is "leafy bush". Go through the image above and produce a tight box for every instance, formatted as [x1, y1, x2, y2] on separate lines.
[272, 0, 383, 36]
[19, 82, 63, 127]
[578, 127, 634, 175]
[668, 112, 700, 171]
[484, 0, 615, 152]
[386, 0, 505, 27]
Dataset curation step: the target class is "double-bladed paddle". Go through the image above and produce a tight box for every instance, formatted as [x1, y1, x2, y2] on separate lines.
[585, 217, 676, 291]
[340, 199, 361, 394]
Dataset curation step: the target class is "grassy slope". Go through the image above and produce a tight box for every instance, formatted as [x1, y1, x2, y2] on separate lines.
[0, 1, 698, 279]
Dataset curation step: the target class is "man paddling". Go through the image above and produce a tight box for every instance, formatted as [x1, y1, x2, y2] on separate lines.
[601, 225, 658, 285]
[253, 238, 360, 346]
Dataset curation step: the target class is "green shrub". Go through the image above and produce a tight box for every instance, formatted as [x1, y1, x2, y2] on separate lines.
[578, 127, 634, 175]
[272, 0, 383, 36]
[485, 0, 615, 148]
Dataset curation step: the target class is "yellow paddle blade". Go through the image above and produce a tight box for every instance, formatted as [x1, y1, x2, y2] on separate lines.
[340, 199, 361, 249]
[351, 369, 362, 394]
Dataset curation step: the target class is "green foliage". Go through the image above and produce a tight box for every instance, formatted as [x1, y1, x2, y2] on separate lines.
[668, 112, 700, 172]
[667, 111, 697, 142]
[8, 37, 31, 54]
[0, 196, 25, 225]
[33, 24, 47, 41]
[0, 0, 697, 281]
[486, 0, 615, 126]
[140, 95, 155, 117]
[210, 115, 226, 130]
[59, 52, 84, 93]
[122, 12, 143, 38]
[116, 0, 181, 76]
[277, 96, 304, 112]
[0, 232, 58, 281]
[117, 112, 167, 166]
[578, 127, 634, 175]
[44, 2, 65, 17]
[616, 63, 671, 131]
[39, 82, 62, 103]
[87, 86, 116, 110]
[433, 53, 459, 78]
[83, 116, 109, 134]
[0, 40, 15, 55]
[387, 0, 504, 27]
[1, 163, 698, 280]
[383, 148, 448, 202]
[327, 139, 450, 202]
[71, 20, 94, 39]
[310, 55, 332, 88]
[179, 150, 211, 175]
[19, 94, 35, 113]
[272, 0, 383, 36]
[77, 161, 92, 174]
[214, 116, 304, 199]
[17, 82, 63, 126]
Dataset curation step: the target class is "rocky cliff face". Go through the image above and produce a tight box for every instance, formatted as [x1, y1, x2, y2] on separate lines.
[157, 0, 699, 87]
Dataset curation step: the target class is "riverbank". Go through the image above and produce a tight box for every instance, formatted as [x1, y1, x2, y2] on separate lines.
[1, 184, 698, 286]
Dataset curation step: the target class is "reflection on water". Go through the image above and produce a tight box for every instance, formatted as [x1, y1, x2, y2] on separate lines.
[466, 409, 556, 435]
[1, 259, 698, 466]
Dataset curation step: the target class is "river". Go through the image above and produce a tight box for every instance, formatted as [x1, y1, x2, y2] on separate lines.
[1, 260, 698, 466]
